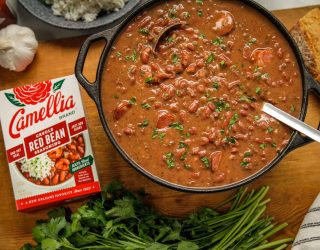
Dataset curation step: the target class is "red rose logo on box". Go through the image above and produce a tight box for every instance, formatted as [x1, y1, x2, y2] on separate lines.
[5, 79, 64, 107]
[13, 80, 52, 105]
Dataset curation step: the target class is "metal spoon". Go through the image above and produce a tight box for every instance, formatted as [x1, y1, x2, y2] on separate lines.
[152, 22, 183, 52]
[262, 102, 320, 143]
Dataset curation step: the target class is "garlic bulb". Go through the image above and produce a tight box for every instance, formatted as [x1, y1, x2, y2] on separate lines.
[0, 24, 38, 72]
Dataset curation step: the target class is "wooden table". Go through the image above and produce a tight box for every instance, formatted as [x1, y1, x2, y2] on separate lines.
[0, 6, 319, 249]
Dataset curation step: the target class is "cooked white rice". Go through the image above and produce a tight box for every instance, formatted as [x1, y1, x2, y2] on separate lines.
[20, 155, 54, 181]
[45, 0, 129, 22]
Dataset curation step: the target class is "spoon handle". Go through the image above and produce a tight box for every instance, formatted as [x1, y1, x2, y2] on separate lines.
[262, 102, 320, 143]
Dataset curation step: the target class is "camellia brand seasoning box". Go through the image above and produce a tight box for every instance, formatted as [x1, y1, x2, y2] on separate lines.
[0, 75, 101, 211]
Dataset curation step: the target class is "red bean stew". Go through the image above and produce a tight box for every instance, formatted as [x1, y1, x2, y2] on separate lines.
[17, 134, 85, 186]
[102, 0, 302, 187]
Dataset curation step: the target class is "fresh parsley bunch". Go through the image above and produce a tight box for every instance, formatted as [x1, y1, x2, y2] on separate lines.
[21, 183, 292, 250]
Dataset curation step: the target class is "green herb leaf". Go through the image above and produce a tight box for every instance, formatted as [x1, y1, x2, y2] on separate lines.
[255, 87, 262, 94]
[206, 53, 215, 64]
[199, 33, 206, 39]
[141, 103, 151, 109]
[168, 9, 177, 18]
[177, 241, 199, 250]
[196, 0, 203, 5]
[220, 60, 226, 68]
[212, 82, 219, 90]
[180, 152, 188, 161]
[167, 36, 174, 43]
[290, 105, 295, 113]
[41, 238, 61, 250]
[224, 136, 237, 144]
[267, 126, 273, 133]
[172, 53, 179, 64]
[139, 120, 149, 128]
[129, 96, 137, 105]
[152, 129, 159, 139]
[240, 161, 250, 167]
[165, 152, 175, 168]
[239, 95, 256, 103]
[214, 101, 230, 112]
[246, 38, 257, 46]
[244, 151, 252, 157]
[139, 28, 150, 35]
[260, 143, 267, 149]
[116, 51, 122, 57]
[228, 113, 239, 129]
[169, 122, 184, 131]
[145, 77, 154, 84]
[125, 49, 137, 62]
[197, 10, 203, 16]
[179, 141, 188, 148]
[201, 157, 210, 169]
[212, 37, 224, 45]
[254, 115, 260, 121]
[112, 94, 119, 99]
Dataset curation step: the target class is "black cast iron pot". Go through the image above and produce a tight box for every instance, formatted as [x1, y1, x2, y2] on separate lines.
[75, 0, 320, 192]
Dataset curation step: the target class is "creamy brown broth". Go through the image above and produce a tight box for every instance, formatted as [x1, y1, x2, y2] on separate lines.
[102, 0, 302, 187]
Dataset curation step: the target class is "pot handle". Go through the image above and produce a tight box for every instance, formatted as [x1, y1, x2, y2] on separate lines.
[288, 72, 320, 151]
[75, 30, 112, 106]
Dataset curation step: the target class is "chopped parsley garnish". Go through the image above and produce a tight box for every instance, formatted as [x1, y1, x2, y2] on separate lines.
[139, 28, 149, 35]
[138, 120, 149, 128]
[228, 113, 239, 129]
[212, 81, 219, 90]
[179, 141, 188, 148]
[145, 77, 154, 84]
[212, 37, 224, 45]
[271, 143, 277, 148]
[165, 152, 175, 168]
[254, 115, 260, 121]
[116, 52, 122, 57]
[224, 136, 237, 144]
[220, 129, 225, 135]
[129, 96, 137, 105]
[255, 87, 262, 94]
[166, 36, 174, 43]
[168, 9, 177, 18]
[290, 105, 295, 113]
[267, 127, 273, 133]
[197, 10, 203, 16]
[199, 33, 206, 39]
[244, 151, 252, 157]
[220, 60, 226, 68]
[201, 157, 210, 169]
[259, 143, 267, 149]
[141, 103, 151, 109]
[169, 122, 184, 131]
[112, 94, 119, 99]
[206, 53, 215, 64]
[183, 12, 191, 18]
[260, 73, 269, 80]
[196, 0, 203, 5]
[240, 161, 250, 167]
[152, 129, 159, 139]
[239, 95, 256, 103]
[180, 152, 188, 161]
[183, 132, 191, 138]
[246, 38, 257, 46]
[152, 129, 166, 140]
[125, 49, 137, 62]
[214, 101, 230, 112]
[172, 53, 179, 64]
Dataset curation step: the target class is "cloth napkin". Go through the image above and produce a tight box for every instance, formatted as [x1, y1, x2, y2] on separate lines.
[293, 194, 320, 250]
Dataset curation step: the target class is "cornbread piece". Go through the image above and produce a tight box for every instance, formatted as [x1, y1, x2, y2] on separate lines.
[291, 8, 320, 81]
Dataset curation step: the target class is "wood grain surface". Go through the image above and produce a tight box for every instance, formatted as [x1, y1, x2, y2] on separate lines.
[0, 7, 319, 249]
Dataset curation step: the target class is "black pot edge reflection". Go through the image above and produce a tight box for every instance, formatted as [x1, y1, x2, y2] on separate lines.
[75, 0, 320, 193]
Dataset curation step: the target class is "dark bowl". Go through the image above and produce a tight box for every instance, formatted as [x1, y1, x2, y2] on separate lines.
[18, 0, 140, 30]
[75, 0, 320, 192]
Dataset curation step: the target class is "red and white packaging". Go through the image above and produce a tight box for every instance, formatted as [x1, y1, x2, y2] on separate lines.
[0, 75, 100, 211]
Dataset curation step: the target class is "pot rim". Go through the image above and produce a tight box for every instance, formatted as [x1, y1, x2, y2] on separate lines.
[76, 0, 312, 193]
